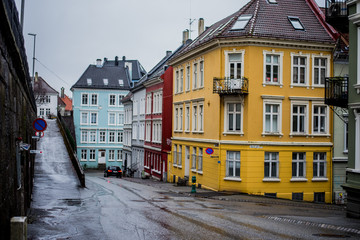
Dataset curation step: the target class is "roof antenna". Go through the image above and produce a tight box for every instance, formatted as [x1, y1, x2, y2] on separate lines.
[189, 0, 196, 39]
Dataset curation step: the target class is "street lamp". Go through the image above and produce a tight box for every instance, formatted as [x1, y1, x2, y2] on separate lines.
[28, 33, 36, 84]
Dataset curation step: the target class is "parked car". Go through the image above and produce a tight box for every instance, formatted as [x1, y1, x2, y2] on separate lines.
[104, 166, 122, 178]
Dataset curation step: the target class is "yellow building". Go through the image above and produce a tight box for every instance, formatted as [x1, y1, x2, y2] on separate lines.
[168, 0, 337, 203]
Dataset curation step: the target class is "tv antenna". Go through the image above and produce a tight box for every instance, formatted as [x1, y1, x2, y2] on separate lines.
[188, 0, 196, 39]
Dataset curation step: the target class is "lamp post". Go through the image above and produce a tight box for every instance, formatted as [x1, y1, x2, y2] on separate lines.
[28, 33, 36, 85]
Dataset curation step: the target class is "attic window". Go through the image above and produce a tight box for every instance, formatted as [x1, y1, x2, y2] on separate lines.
[103, 79, 108, 85]
[87, 78, 92, 85]
[267, 0, 277, 3]
[288, 17, 305, 30]
[231, 14, 252, 31]
[118, 79, 124, 86]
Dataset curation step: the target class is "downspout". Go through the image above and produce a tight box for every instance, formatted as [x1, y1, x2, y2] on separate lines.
[218, 40, 222, 191]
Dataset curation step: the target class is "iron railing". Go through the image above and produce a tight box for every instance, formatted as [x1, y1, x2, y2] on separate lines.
[325, 77, 348, 108]
[213, 77, 249, 95]
[325, 0, 348, 32]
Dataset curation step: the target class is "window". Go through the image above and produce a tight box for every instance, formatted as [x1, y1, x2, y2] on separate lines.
[185, 105, 190, 132]
[117, 132, 123, 143]
[288, 17, 305, 30]
[192, 105, 197, 131]
[81, 112, 88, 124]
[313, 152, 326, 178]
[291, 54, 309, 86]
[226, 151, 240, 178]
[200, 61, 204, 87]
[117, 150, 123, 161]
[180, 69, 184, 92]
[174, 145, 178, 165]
[291, 104, 307, 134]
[312, 56, 329, 86]
[344, 114, 348, 153]
[109, 131, 115, 143]
[179, 106, 183, 131]
[175, 107, 179, 131]
[103, 79, 108, 85]
[185, 146, 190, 169]
[90, 112, 98, 125]
[146, 122, 151, 141]
[109, 150, 115, 161]
[118, 79, 124, 86]
[109, 94, 116, 106]
[91, 94, 97, 105]
[264, 152, 279, 178]
[314, 192, 325, 203]
[46, 108, 50, 116]
[292, 152, 306, 178]
[118, 95, 124, 106]
[109, 113, 116, 125]
[89, 149, 96, 161]
[292, 193, 303, 201]
[192, 147, 197, 169]
[264, 103, 281, 133]
[81, 93, 88, 105]
[231, 14, 252, 30]
[118, 113, 124, 125]
[146, 93, 152, 114]
[39, 108, 44, 116]
[198, 148, 203, 171]
[312, 105, 327, 134]
[89, 131, 96, 143]
[175, 70, 179, 93]
[226, 102, 242, 133]
[178, 145, 182, 166]
[87, 78, 92, 85]
[193, 63, 198, 89]
[186, 65, 190, 91]
[81, 131, 88, 143]
[198, 104, 204, 132]
[99, 131, 106, 143]
[81, 149, 87, 161]
[264, 53, 281, 84]
[229, 53, 242, 79]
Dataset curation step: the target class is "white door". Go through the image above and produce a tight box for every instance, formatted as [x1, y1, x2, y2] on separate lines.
[98, 150, 106, 164]
[184, 146, 190, 177]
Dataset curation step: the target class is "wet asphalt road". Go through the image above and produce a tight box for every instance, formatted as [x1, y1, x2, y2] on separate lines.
[27, 120, 360, 239]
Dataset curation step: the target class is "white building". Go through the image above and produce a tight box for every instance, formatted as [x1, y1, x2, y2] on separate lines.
[33, 75, 59, 118]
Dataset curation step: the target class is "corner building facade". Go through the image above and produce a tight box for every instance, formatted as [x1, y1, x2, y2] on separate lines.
[168, 0, 337, 203]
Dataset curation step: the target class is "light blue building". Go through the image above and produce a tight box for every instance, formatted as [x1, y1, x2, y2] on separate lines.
[71, 56, 146, 169]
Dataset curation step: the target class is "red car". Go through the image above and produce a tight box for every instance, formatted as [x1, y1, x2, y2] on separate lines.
[104, 166, 122, 178]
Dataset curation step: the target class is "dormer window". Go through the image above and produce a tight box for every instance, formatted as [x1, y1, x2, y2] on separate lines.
[103, 79, 108, 85]
[231, 15, 252, 31]
[288, 17, 305, 30]
[87, 78, 92, 85]
[118, 79, 124, 86]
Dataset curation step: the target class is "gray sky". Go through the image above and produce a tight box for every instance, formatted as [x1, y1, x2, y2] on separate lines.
[15, 0, 325, 96]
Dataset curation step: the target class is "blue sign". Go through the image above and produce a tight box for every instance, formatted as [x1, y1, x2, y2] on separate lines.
[33, 118, 47, 132]
[205, 147, 214, 155]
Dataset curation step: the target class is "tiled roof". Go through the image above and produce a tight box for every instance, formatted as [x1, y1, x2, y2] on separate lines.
[33, 76, 58, 94]
[71, 58, 146, 90]
[176, 0, 335, 58]
[61, 95, 73, 111]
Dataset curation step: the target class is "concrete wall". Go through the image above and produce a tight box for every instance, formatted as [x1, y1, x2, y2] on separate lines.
[0, 0, 37, 238]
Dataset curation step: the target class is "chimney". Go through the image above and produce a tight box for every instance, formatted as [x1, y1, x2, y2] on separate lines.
[96, 59, 102, 68]
[104, 57, 108, 63]
[183, 29, 189, 44]
[61, 87, 64, 98]
[115, 56, 119, 66]
[122, 56, 126, 61]
[166, 50, 172, 56]
[198, 18, 204, 36]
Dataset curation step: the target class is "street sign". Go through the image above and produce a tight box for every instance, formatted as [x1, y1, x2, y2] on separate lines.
[205, 147, 214, 155]
[30, 150, 43, 154]
[20, 143, 31, 151]
[32, 118, 47, 132]
[35, 131, 45, 138]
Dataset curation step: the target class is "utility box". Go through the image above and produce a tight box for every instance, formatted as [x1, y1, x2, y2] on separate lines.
[11, 217, 27, 240]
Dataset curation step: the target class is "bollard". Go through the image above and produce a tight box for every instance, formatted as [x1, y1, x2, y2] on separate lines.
[11, 216, 27, 240]
[191, 176, 196, 193]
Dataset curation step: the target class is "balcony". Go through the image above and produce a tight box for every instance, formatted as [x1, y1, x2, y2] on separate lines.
[213, 77, 249, 95]
[325, 77, 348, 108]
[325, 0, 348, 33]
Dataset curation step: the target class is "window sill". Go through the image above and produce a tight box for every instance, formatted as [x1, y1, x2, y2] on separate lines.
[116, 160, 123, 162]
[262, 133, 283, 137]
[311, 85, 325, 89]
[312, 177, 328, 182]
[310, 134, 331, 138]
[346, 168, 360, 173]
[80, 159, 87, 162]
[289, 133, 309, 137]
[224, 177, 242, 182]
[263, 178, 280, 182]
[89, 160, 96, 162]
[192, 131, 204, 134]
[290, 178, 308, 182]
[262, 83, 283, 87]
[177, 166, 182, 169]
[223, 132, 244, 136]
[191, 169, 197, 173]
[174, 130, 183, 133]
[290, 84, 310, 88]
[108, 160, 115, 162]
[197, 171, 203, 175]
[144, 166, 150, 170]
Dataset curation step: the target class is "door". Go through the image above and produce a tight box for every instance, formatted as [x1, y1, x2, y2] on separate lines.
[184, 146, 190, 177]
[98, 150, 106, 164]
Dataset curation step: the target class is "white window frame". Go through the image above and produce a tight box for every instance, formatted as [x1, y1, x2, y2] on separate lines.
[262, 99, 282, 136]
[90, 93, 98, 106]
[311, 54, 330, 87]
[81, 149, 87, 162]
[198, 148, 203, 172]
[89, 131, 97, 143]
[186, 65, 190, 91]
[224, 50, 245, 79]
[193, 62, 198, 89]
[313, 152, 327, 179]
[291, 152, 306, 180]
[175, 70, 179, 94]
[354, 109, 360, 169]
[173, 145, 178, 166]
[81, 93, 89, 106]
[146, 93, 152, 114]
[178, 145, 182, 167]
[109, 94, 116, 106]
[311, 102, 329, 136]
[146, 122, 151, 141]
[199, 60, 204, 88]
[80, 112, 88, 125]
[81, 131, 88, 143]
[89, 149, 96, 161]
[117, 131, 123, 143]
[117, 113, 124, 125]
[99, 131, 106, 143]
[185, 104, 190, 132]
[117, 150, 123, 161]
[108, 112, 116, 125]
[264, 152, 279, 180]
[90, 112, 98, 125]
[192, 147, 197, 170]
[290, 52, 310, 87]
[226, 151, 241, 179]
[180, 68, 184, 92]
[108, 150, 115, 161]
[108, 131, 115, 143]
[290, 101, 309, 136]
[263, 50, 283, 86]
[224, 101, 243, 135]
[192, 105, 198, 132]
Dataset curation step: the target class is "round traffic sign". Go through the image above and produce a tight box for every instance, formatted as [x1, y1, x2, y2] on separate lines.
[205, 147, 214, 155]
[35, 131, 45, 138]
[33, 118, 47, 132]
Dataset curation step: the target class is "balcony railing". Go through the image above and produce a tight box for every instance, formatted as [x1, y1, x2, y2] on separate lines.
[213, 77, 249, 95]
[325, 0, 348, 33]
[325, 77, 348, 108]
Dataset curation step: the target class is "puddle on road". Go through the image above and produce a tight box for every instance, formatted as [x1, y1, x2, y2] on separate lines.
[61, 199, 83, 206]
